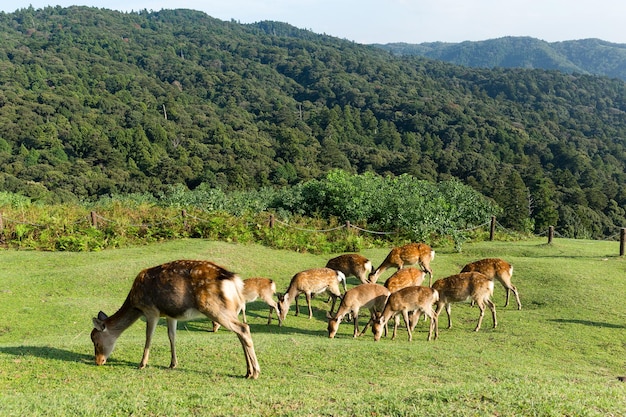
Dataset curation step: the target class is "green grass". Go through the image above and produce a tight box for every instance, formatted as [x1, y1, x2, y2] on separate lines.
[1, 238, 625, 416]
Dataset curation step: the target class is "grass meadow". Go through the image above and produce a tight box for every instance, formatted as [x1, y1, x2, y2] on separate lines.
[0, 237, 625, 416]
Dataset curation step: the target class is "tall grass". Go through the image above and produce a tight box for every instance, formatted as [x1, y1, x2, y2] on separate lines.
[1, 238, 625, 416]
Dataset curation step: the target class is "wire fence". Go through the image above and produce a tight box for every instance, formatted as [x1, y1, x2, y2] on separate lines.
[1, 210, 625, 255]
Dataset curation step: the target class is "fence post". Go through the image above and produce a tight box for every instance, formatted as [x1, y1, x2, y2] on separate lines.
[620, 228, 625, 256]
[0, 211, 3, 233]
[345, 220, 351, 230]
[548, 226, 554, 244]
[268, 214, 274, 228]
[489, 216, 496, 241]
[181, 209, 187, 228]
[90, 211, 98, 228]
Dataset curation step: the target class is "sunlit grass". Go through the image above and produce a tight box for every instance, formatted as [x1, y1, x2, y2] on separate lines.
[1, 237, 625, 416]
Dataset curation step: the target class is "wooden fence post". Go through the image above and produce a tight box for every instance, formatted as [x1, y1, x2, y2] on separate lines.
[548, 226, 554, 244]
[0, 211, 3, 234]
[268, 214, 274, 228]
[90, 211, 98, 228]
[489, 216, 496, 241]
[345, 220, 351, 230]
[181, 209, 187, 228]
[620, 228, 625, 256]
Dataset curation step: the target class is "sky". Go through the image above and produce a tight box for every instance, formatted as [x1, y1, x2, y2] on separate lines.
[4, 0, 626, 45]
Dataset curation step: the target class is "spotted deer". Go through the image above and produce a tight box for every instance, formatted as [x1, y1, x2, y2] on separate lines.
[277, 268, 345, 323]
[327, 283, 390, 338]
[369, 243, 435, 285]
[432, 271, 497, 333]
[371, 285, 439, 342]
[461, 258, 521, 309]
[383, 267, 427, 293]
[213, 277, 281, 332]
[90, 260, 261, 379]
[325, 253, 373, 287]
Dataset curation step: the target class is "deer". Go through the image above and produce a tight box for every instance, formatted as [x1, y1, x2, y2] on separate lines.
[431, 271, 497, 333]
[383, 267, 427, 293]
[212, 277, 281, 332]
[277, 267, 345, 323]
[325, 253, 373, 287]
[371, 285, 439, 342]
[369, 242, 435, 285]
[327, 283, 390, 338]
[461, 258, 521, 310]
[90, 260, 261, 379]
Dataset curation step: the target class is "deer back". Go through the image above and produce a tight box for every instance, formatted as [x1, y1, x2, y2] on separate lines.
[461, 258, 512, 282]
[432, 271, 492, 304]
[325, 254, 372, 282]
[383, 267, 426, 293]
[242, 277, 276, 303]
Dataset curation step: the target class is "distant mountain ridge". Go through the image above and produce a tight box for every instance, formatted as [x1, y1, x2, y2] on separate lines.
[374, 37, 626, 81]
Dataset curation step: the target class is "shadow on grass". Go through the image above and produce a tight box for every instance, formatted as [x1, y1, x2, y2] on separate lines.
[0, 345, 140, 367]
[549, 318, 626, 329]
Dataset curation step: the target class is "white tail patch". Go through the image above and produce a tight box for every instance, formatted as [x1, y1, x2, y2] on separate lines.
[336, 271, 346, 283]
[488, 280, 495, 294]
[221, 275, 245, 305]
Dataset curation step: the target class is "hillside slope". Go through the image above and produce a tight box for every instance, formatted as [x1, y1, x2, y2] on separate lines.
[0, 7, 625, 238]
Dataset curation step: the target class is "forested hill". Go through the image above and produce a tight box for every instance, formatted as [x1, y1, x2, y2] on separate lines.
[1, 6, 625, 239]
[374, 37, 626, 81]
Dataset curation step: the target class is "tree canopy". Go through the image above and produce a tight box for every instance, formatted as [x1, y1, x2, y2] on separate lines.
[0, 6, 625, 239]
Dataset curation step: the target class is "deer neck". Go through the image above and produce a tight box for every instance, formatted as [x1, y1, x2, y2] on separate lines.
[106, 298, 144, 335]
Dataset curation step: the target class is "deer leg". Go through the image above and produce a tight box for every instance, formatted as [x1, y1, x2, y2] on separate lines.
[511, 285, 522, 310]
[487, 298, 498, 328]
[391, 315, 400, 340]
[240, 303, 248, 324]
[474, 301, 486, 331]
[140, 316, 159, 369]
[352, 308, 360, 338]
[209, 309, 261, 379]
[306, 293, 313, 319]
[402, 310, 413, 342]
[294, 294, 300, 316]
[444, 303, 453, 329]
[166, 317, 178, 368]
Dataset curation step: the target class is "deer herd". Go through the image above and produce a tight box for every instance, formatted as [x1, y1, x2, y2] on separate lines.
[90, 242, 521, 379]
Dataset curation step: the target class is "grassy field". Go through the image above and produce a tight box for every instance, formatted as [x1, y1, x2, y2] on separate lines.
[0, 237, 625, 416]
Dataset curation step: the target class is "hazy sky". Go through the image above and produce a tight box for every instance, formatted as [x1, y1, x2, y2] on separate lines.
[5, 0, 626, 44]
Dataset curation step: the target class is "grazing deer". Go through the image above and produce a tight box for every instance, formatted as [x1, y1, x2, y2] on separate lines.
[432, 271, 497, 333]
[461, 258, 521, 310]
[383, 267, 427, 293]
[277, 268, 345, 323]
[327, 283, 390, 338]
[371, 285, 439, 342]
[325, 253, 373, 287]
[213, 277, 282, 332]
[90, 260, 261, 379]
[369, 243, 435, 285]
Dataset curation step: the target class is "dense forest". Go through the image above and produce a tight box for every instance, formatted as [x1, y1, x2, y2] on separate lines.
[0, 6, 625, 239]
[375, 37, 626, 81]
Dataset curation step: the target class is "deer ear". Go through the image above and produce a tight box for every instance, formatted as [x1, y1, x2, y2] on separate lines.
[93, 311, 109, 331]
[92, 317, 106, 331]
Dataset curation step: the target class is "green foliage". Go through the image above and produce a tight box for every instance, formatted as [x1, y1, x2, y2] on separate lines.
[0, 7, 625, 238]
[0, 172, 498, 252]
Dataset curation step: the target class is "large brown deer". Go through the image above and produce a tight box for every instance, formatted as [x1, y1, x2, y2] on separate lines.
[325, 253, 373, 287]
[371, 285, 439, 342]
[327, 283, 390, 338]
[461, 258, 521, 309]
[277, 267, 345, 323]
[369, 243, 435, 285]
[432, 271, 497, 333]
[90, 260, 261, 379]
[213, 277, 281, 332]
